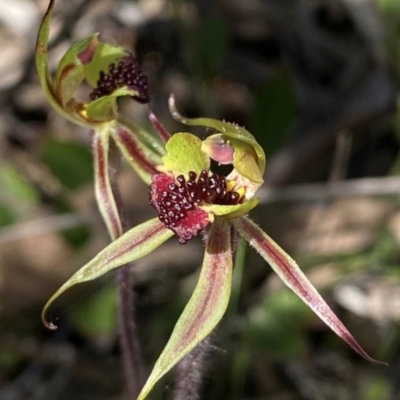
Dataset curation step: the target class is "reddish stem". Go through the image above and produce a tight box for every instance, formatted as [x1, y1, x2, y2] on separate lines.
[102, 138, 144, 396]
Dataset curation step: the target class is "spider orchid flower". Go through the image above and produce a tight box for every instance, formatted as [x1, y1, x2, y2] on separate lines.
[41, 99, 385, 399]
[36, 0, 169, 239]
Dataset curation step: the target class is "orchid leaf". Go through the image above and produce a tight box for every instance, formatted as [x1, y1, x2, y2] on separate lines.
[84, 42, 130, 88]
[233, 216, 386, 365]
[42, 218, 173, 329]
[169, 95, 265, 174]
[93, 128, 123, 238]
[137, 219, 232, 400]
[111, 123, 161, 184]
[55, 34, 98, 105]
[203, 197, 259, 219]
[158, 132, 210, 178]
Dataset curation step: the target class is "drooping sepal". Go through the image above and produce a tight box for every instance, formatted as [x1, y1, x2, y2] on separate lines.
[137, 219, 233, 400]
[42, 218, 174, 329]
[233, 216, 386, 365]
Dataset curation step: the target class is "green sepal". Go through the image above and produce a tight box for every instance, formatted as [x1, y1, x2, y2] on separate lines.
[84, 42, 130, 88]
[169, 95, 266, 175]
[137, 219, 232, 400]
[202, 197, 259, 219]
[55, 34, 98, 105]
[158, 132, 210, 178]
[42, 218, 174, 329]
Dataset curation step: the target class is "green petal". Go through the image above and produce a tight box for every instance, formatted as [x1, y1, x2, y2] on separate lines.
[233, 216, 386, 365]
[169, 94, 266, 175]
[42, 218, 173, 329]
[158, 132, 210, 178]
[55, 34, 98, 105]
[93, 127, 123, 238]
[137, 219, 233, 400]
[202, 197, 259, 219]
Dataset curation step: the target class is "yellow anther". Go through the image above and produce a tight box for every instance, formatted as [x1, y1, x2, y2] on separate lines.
[226, 180, 236, 191]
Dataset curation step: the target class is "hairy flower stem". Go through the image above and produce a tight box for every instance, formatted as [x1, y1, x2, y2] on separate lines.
[116, 265, 144, 396]
[103, 139, 144, 397]
[173, 336, 212, 400]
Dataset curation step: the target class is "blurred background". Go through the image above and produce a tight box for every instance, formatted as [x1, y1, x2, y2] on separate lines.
[1, 0, 400, 399]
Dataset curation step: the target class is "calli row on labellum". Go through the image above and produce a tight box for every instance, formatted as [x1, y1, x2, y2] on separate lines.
[41, 103, 386, 399]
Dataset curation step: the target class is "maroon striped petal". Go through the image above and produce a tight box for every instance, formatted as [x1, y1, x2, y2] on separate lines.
[137, 219, 233, 400]
[233, 216, 386, 365]
[42, 218, 173, 329]
[148, 107, 171, 143]
[93, 130, 123, 238]
[111, 124, 161, 184]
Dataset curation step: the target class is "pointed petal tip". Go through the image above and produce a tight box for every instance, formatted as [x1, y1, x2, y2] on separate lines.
[369, 357, 388, 366]
[356, 348, 387, 365]
[41, 310, 58, 331]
